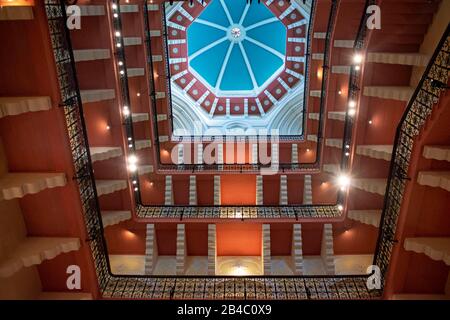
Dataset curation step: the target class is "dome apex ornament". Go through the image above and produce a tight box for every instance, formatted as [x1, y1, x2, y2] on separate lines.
[227, 25, 246, 42]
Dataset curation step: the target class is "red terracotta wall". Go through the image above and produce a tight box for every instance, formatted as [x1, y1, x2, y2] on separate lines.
[216, 223, 262, 256]
[221, 175, 256, 205]
[270, 224, 293, 256]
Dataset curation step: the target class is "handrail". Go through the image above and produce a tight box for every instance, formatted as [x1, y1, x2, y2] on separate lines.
[144, 0, 348, 173]
[340, 0, 377, 172]
[373, 25, 450, 291]
[44, 0, 110, 291]
[315, 0, 339, 169]
[45, 0, 450, 300]
[136, 0, 345, 218]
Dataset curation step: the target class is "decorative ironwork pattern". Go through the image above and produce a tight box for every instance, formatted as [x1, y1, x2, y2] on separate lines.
[340, 0, 377, 171]
[102, 276, 376, 300]
[315, 0, 339, 168]
[43, 0, 388, 300]
[134, 0, 346, 217]
[44, 0, 110, 292]
[136, 204, 341, 220]
[140, 0, 348, 174]
[374, 26, 450, 289]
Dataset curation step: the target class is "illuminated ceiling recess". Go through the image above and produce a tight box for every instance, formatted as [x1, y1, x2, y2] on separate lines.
[166, 0, 310, 137]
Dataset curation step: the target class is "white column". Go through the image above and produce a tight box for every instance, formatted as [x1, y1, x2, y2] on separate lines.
[176, 224, 186, 275]
[217, 143, 224, 164]
[208, 224, 216, 275]
[177, 144, 184, 165]
[251, 143, 258, 165]
[291, 144, 298, 164]
[256, 176, 263, 205]
[164, 176, 173, 205]
[292, 224, 304, 275]
[279, 175, 288, 205]
[271, 143, 279, 165]
[214, 176, 221, 205]
[321, 224, 335, 275]
[189, 176, 197, 205]
[303, 175, 312, 204]
[367, 52, 429, 66]
[262, 224, 271, 275]
[144, 224, 157, 275]
[216, 143, 223, 170]
[196, 144, 203, 164]
[363, 86, 414, 102]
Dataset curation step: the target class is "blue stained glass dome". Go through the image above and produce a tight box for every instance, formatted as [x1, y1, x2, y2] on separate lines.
[187, 0, 287, 96]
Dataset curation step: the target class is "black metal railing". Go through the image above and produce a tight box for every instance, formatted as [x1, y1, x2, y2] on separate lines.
[340, 0, 377, 171]
[133, 0, 348, 217]
[45, 0, 450, 300]
[43, 0, 388, 299]
[143, 0, 344, 173]
[45, 0, 110, 292]
[315, 0, 339, 169]
[373, 25, 450, 291]
[137, 0, 345, 217]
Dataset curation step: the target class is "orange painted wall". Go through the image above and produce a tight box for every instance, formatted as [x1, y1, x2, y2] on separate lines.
[385, 92, 450, 296]
[333, 220, 378, 255]
[301, 223, 323, 255]
[104, 222, 146, 255]
[270, 224, 293, 256]
[221, 175, 256, 205]
[186, 224, 208, 256]
[0, 1, 99, 296]
[216, 223, 262, 256]
[156, 224, 177, 255]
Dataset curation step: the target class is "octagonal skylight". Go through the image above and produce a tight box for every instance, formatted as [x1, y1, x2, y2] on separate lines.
[165, 0, 310, 137]
[187, 0, 287, 96]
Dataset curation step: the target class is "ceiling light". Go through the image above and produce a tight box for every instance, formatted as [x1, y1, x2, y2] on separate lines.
[337, 174, 351, 188]
[128, 155, 138, 164]
[353, 54, 363, 64]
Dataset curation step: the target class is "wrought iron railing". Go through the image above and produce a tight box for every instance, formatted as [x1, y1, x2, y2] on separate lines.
[142, 0, 347, 174]
[135, 203, 341, 220]
[133, 0, 346, 217]
[315, 0, 339, 168]
[44, 0, 450, 300]
[340, 0, 377, 171]
[45, 0, 110, 292]
[43, 0, 387, 299]
[373, 25, 450, 291]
